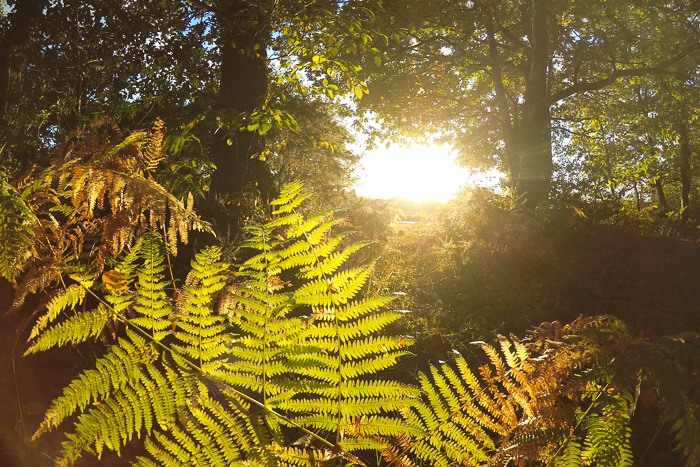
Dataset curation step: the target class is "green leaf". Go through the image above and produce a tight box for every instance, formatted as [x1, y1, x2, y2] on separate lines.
[259, 122, 272, 135]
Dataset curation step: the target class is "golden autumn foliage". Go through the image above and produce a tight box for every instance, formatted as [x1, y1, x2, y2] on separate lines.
[1, 117, 210, 318]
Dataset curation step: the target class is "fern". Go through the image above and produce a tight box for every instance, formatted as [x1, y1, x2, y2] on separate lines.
[221, 182, 420, 454]
[131, 234, 173, 342]
[171, 245, 230, 369]
[29, 280, 90, 341]
[385, 317, 683, 467]
[29, 234, 258, 466]
[25, 242, 143, 355]
[24, 305, 113, 355]
[27, 182, 416, 465]
[25, 180, 700, 467]
[551, 435, 582, 467]
[33, 329, 160, 441]
[0, 170, 35, 281]
[4, 117, 210, 316]
[578, 384, 634, 467]
[384, 353, 496, 467]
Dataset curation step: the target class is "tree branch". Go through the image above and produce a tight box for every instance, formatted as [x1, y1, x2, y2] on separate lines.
[547, 41, 700, 105]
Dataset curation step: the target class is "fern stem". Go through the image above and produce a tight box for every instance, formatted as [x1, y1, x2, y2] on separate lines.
[545, 383, 610, 467]
[160, 226, 179, 296]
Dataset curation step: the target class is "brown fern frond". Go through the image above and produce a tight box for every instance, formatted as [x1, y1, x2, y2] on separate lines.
[480, 343, 506, 377]
[498, 335, 518, 369]
[378, 439, 417, 467]
[11, 263, 63, 315]
[140, 118, 165, 173]
[57, 158, 208, 262]
[6, 118, 211, 318]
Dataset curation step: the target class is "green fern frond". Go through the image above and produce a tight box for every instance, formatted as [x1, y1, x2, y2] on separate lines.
[196, 392, 260, 455]
[150, 427, 208, 466]
[301, 217, 343, 246]
[338, 312, 405, 341]
[221, 269, 305, 395]
[29, 283, 88, 340]
[33, 329, 159, 440]
[552, 435, 582, 467]
[270, 181, 312, 214]
[0, 175, 35, 281]
[387, 352, 513, 467]
[579, 386, 634, 467]
[223, 182, 418, 457]
[267, 211, 305, 230]
[54, 354, 206, 465]
[297, 210, 337, 234]
[131, 234, 173, 341]
[139, 430, 190, 466]
[24, 304, 112, 355]
[131, 453, 163, 467]
[341, 336, 411, 359]
[671, 409, 700, 457]
[298, 240, 371, 279]
[172, 246, 230, 369]
[337, 295, 396, 321]
[30, 181, 421, 466]
[294, 265, 372, 308]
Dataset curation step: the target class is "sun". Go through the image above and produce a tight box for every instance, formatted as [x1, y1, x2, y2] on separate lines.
[353, 143, 474, 202]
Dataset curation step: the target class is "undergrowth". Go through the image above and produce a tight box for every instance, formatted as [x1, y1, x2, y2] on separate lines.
[1, 132, 700, 466]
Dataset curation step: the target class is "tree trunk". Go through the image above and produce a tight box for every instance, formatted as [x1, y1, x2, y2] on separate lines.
[484, 2, 519, 186]
[210, 0, 275, 200]
[678, 106, 691, 224]
[515, 0, 551, 209]
[655, 176, 668, 213]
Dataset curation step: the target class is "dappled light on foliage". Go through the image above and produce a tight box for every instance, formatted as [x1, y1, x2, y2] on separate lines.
[1, 118, 210, 319]
[2, 0, 700, 465]
[3, 179, 700, 466]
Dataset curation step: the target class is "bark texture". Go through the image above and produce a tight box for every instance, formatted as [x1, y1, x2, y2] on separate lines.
[210, 0, 275, 200]
[516, 0, 552, 209]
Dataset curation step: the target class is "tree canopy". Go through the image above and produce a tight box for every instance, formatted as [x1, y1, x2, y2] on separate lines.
[0, 0, 375, 207]
[359, 0, 700, 208]
[3, 0, 697, 212]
